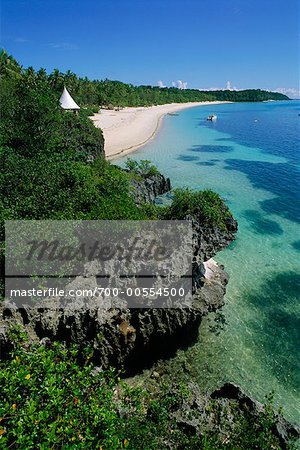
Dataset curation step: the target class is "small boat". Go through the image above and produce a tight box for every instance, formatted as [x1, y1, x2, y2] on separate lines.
[207, 114, 217, 121]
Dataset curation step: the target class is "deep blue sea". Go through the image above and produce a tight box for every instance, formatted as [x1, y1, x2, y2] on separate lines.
[116, 100, 300, 424]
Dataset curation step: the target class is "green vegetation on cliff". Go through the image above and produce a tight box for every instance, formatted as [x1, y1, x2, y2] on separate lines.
[0, 339, 296, 450]
[164, 188, 233, 229]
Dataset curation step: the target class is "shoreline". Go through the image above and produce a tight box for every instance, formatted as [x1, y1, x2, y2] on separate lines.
[90, 101, 230, 160]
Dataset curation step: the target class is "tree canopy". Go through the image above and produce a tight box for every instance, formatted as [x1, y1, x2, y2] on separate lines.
[0, 49, 289, 112]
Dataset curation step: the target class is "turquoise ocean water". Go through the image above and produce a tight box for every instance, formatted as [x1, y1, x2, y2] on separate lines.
[116, 101, 300, 423]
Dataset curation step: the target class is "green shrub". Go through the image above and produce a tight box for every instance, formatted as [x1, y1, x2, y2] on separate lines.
[164, 188, 233, 229]
[0, 151, 158, 226]
[80, 105, 100, 116]
[0, 343, 293, 450]
[50, 109, 104, 159]
[0, 76, 62, 157]
[0, 343, 120, 449]
[125, 159, 159, 178]
[0, 342, 201, 449]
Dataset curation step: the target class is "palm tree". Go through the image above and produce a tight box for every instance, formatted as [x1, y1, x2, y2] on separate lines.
[48, 68, 64, 93]
[0, 49, 22, 78]
[64, 69, 79, 94]
[23, 66, 36, 82]
[36, 68, 48, 82]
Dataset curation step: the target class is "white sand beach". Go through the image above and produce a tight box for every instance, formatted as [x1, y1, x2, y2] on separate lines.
[90, 101, 228, 159]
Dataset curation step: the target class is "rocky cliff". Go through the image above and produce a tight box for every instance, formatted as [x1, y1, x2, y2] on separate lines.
[129, 171, 171, 205]
[160, 381, 300, 448]
[0, 169, 237, 375]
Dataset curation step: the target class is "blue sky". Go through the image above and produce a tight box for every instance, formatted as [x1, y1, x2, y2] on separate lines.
[1, 0, 299, 96]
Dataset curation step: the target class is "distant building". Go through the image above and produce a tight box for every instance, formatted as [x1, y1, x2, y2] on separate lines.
[59, 86, 80, 111]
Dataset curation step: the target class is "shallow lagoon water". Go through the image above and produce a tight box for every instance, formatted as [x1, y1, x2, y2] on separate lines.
[116, 101, 300, 423]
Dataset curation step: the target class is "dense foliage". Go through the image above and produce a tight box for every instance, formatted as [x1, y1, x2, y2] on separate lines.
[0, 62, 104, 160]
[0, 339, 294, 450]
[47, 75, 291, 107]
[1, 152, 157, 223]
[164, 188, 233, 229]
[0, 50, 289, 112]
[47, 74, 290, 108]
[124, 159, 159, 177]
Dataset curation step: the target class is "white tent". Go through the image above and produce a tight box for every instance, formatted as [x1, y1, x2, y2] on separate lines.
[59, 86, 80, 110]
